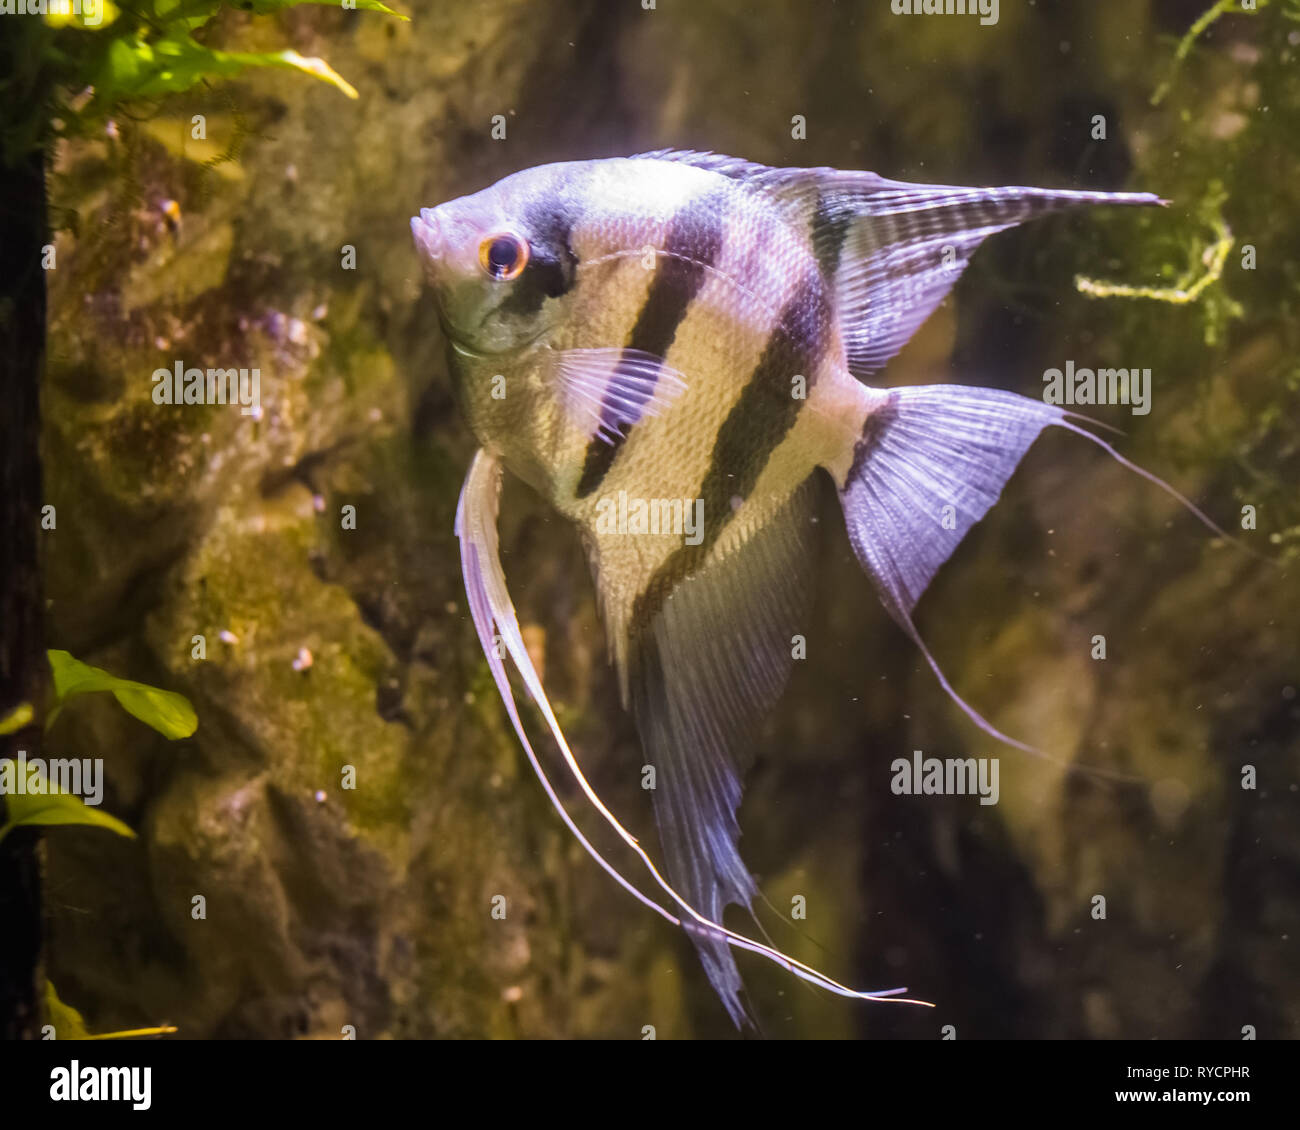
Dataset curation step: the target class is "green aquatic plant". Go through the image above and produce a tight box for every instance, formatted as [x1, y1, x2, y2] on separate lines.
[46, 649, 197, 737]
[80, 0, 407, 107]
[0, 649, 197, 844]
[1063, 0, 1300, 553]
[43, 980, 177, 1040]
[0, 765, 136, 846]
[0, 651, 195, 1034]
[0, 704, 35, 737]
[1150, 0, 1271, 107]
[2, 0, 407, 162]
[1075, 182, 1244, 347]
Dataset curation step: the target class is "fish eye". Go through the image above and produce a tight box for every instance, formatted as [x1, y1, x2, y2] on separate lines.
[479, 233, 529, 281]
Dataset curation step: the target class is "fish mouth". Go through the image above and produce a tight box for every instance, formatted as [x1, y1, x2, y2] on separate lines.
[410, 210, 443, 261]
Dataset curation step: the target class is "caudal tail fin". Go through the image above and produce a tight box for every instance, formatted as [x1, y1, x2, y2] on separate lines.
[837, 384, 1230, 769]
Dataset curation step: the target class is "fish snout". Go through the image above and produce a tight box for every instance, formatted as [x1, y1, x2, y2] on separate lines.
[411, 208, 444, 262]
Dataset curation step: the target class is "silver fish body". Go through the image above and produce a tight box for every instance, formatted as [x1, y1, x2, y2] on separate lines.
[419, 158, 863, 511]
[412, 151, 1206, 1028]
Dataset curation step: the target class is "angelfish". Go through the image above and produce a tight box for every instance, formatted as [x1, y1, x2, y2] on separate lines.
[411, 150, 1223, 1028]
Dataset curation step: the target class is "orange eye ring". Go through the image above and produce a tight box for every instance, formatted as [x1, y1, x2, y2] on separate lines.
[479, 232, 529, 281]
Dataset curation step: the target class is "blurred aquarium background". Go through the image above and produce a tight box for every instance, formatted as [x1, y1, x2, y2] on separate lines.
[9, 0, 1299, 1038]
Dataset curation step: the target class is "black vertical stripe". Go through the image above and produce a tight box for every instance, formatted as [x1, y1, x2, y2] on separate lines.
[811, 190, 855, 282]
[574, 189, 727, 498]
[844, 389, 900, 486]
[497, 200, 578, 319]
[630, 270, 831, 631]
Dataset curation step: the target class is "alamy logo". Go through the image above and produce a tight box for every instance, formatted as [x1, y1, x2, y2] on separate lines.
[890, 750, 1000, 806]
[595, 491, 705, 546]
[152, 361, 262, 417]
[0, 754, 103, 806]
[891, 0, 999, 26]
[50, 1062, 151, 1110]
[1043, 361, 1151, 416]
[0, 0, 103, 24]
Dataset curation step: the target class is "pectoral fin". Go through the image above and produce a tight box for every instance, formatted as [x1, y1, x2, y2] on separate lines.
[554, 347, 687, 445]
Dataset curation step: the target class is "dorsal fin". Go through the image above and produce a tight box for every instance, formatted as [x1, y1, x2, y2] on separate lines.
[633, 150, 1164, 381]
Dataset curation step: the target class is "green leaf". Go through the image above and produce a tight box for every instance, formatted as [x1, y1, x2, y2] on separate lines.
[0, 763, 136, 844]
[0, 702, 33, 736]
[246, 0, 409, 19]
[48, 649, 197, 739]
[226, 47, 360, 100]
[44, 981, 178, 1040]
[152, 0, 223, 32]
[44, 982, 91, 1039]
[94, 32, 362, 101]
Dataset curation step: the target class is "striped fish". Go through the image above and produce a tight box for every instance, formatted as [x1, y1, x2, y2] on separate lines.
[411, 151, 1224, 1029]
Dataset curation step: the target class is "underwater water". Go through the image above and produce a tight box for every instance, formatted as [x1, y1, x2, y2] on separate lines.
[2, 0, 1298, 1047]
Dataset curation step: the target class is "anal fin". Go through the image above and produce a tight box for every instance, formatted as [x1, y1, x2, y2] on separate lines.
[618, 481, 820, 1028]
